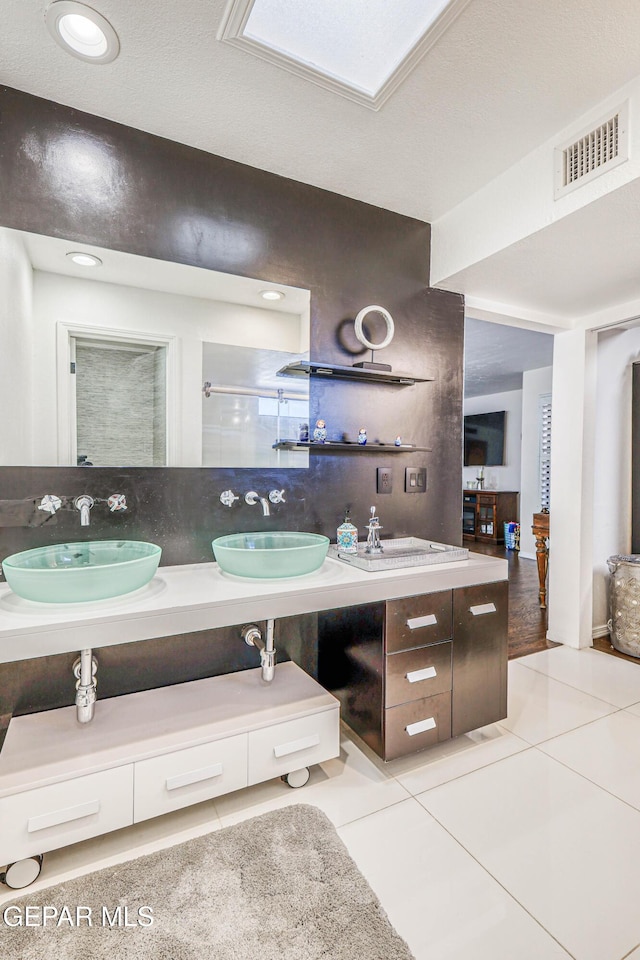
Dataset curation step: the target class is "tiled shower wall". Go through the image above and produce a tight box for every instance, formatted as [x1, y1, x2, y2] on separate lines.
[76, 344, 166, 467]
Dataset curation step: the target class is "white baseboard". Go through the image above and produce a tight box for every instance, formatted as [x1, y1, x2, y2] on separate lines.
[518, 551, 536, 561]
[592, 623, 610, 639]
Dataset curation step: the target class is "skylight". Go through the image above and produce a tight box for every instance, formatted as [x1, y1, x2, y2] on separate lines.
[219, 0, 470, 110]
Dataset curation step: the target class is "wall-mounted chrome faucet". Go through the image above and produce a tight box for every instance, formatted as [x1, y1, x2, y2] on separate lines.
[38, 493, 127, 526]
[220, 489, 285, 516]
[245, 491, 270, 516]
[74, 495, 94, 526]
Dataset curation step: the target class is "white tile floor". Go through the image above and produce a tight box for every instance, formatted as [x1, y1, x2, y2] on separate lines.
[3, 646, 640, 960]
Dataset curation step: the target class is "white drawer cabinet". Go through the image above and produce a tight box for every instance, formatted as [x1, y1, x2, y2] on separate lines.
[134, 734, 248, 822]
[0, 766, 134, 865]
[248, 710, 339, 785]
[0, 662, 339, 871]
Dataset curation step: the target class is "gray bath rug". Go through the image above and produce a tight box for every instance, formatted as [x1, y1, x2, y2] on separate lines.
[0, 803, 414, 959]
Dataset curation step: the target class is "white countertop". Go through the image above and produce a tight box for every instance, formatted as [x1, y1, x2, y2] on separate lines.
[0, 552, 507, 663]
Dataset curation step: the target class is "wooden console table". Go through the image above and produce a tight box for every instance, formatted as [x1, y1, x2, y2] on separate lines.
[532, 510, 550, 608]
[463, 490, 519, 545]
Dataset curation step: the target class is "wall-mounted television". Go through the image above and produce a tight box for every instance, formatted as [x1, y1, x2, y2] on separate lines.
[464, 411, 506, 466]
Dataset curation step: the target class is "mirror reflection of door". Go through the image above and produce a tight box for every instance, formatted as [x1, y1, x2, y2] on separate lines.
[72, 336, 167, 466]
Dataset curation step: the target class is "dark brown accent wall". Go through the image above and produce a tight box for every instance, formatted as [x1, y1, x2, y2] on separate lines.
[0, 86, 464, 715]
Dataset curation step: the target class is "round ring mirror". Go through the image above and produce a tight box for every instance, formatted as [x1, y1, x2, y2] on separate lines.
[353, 305, 395, 352]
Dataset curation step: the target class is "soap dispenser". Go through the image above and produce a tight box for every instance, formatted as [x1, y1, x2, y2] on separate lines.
[336, 508, 358, 554]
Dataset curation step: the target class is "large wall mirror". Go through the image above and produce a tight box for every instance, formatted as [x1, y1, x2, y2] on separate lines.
[0, 227, 310, 468]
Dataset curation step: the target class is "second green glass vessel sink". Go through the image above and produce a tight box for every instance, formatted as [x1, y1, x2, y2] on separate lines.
[1, 540, 162, 603]
[212, 531, 329, 579]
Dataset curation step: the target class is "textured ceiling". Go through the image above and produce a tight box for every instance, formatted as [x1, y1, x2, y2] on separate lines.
[464, 318, 554, 398]
[3, 0, 640, 391]
[2, 0, 640, 222]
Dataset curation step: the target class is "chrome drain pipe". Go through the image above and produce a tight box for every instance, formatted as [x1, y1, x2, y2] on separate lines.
[242, 620, 276, 682]
[73, 648, 98, 723]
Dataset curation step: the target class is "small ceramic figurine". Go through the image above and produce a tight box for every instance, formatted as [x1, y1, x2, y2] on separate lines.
[313, 419, 327, 443]
[299, 422, 309, 442]
[394, 435, 402, 446]
[358, 427, 367, 445]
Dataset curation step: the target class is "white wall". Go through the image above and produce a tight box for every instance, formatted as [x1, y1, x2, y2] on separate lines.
[463, 390, 522, 497]
[547, 328, 597, 648]
[0, 229, 33, 464]
[519, 366, 553, 558]
[591, 326, 640, 635]
[432, 74, 640, 291]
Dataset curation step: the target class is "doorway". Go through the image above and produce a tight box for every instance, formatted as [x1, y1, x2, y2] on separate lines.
[55, 322, 173, 467]
[464, 316, 555, 656]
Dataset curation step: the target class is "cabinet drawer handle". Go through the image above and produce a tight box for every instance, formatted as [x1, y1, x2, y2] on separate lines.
[406, 717, 437, 737]
[273, 733, 320, 758]
[166, 762, 224, 792]
[470, 602, 497, 616]
[406, 666, 437, 683]
[406, 614, 437, 630]
[27, 799, 100, 833]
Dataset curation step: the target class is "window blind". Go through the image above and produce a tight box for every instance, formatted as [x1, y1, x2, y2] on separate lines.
[539, 394, 552, 511]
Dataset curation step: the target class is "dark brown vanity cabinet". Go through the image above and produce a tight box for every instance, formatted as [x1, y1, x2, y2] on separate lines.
[318, 581, 508, 760]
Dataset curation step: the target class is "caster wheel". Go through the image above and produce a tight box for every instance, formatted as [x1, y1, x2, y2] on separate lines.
[0, 855, 43, 889]
[281, 767, 310, 789]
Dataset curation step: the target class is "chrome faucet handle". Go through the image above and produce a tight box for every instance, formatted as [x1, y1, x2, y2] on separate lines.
[107, 493, 127, 512]
[268, 489, 286, 504]
[220, 489, 240, 508]
[38, 495, 62, 514]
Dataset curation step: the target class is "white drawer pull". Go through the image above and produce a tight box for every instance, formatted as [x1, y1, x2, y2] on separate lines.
[406, 666, 437, 683]
[27, 799, 100, 833]
[470, 602, 497, 616]
[406, 717, 437, 737]
[166, 762, 224, 792]
[274, 733, 320, 759]
[406, 614, 437, 630]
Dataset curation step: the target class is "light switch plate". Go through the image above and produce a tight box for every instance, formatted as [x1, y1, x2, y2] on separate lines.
[405, 467, 427, 493]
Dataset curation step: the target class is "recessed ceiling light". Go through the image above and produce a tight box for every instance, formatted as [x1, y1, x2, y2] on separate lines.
[45, 1, 120, 63]
[260, 289, 285, 301]
[66, 251, 103, 267]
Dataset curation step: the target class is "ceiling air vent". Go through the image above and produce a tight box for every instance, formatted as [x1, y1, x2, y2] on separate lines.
[554, 102, 629, 199]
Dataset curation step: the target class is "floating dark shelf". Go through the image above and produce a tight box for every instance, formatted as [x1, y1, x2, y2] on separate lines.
[277, 361, 432, 385]
[273, 440, 431, 453]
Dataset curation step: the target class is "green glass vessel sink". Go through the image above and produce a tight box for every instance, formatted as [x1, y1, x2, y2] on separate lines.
[212, 531, 329, 579]
[2, 540, 162, 603]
